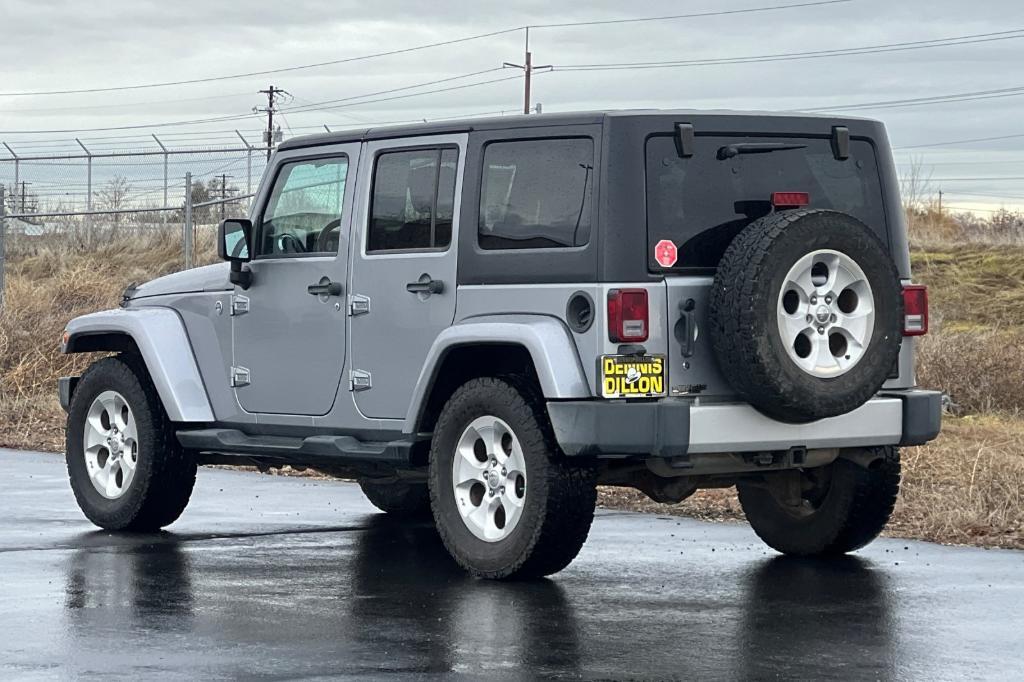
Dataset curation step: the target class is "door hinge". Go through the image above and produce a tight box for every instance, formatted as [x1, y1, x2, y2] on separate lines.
[348, 294, 371, 316]
[231, 366, 251, 387]
[349, 369, 372, 391]
[230, 294, 250, 316]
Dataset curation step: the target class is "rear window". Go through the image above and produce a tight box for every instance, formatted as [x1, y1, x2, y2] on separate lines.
[645, 135, 887, 271]
[479, 138, 594, 250]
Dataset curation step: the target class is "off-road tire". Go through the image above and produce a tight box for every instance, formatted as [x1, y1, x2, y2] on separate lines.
[708, 209, 903, 423]
[429, 377, 598, 580]
[737, 446, 901, 556]
[66, 354, 197, 531]
[359, 477, 431, 518]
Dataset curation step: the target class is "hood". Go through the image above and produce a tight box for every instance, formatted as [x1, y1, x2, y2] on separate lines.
[128, 262, 232, 301]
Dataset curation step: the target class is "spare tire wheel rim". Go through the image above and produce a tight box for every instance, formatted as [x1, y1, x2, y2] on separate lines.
[776, 249, 875, 378]
[451, 415, 528, 542]
[83, 390, 139, 499]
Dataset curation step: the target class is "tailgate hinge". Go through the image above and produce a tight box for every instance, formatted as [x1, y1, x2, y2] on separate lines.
[349, 369, 372, 391]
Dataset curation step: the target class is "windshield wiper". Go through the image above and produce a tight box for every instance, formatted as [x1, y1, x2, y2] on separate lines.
[717, 142, 807, 160]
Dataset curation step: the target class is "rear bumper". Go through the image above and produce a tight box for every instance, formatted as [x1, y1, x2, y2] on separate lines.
[547, 389, 942, 458]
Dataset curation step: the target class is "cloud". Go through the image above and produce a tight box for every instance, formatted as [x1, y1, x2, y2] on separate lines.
[1, 0, 1022, 209]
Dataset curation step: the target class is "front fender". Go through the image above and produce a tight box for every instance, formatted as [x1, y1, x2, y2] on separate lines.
[403, 314, 591, 434]
[62, 307, 215, 423]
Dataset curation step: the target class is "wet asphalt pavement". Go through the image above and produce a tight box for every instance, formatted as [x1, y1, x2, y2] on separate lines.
[2, 449, 1023, 681]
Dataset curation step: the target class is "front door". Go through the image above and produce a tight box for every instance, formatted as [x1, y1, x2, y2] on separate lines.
[232, 144, 360, 415]
[348, 135, 465, 419]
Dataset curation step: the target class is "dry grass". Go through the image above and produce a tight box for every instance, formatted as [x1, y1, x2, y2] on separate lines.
[911, 246, 1024, 332]
[908, 245, 1024, 416]
[1, 233, 1023, 549]
[0, 231, 214, 450]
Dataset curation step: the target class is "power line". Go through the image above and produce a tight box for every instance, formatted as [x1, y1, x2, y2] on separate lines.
[0, 91, 253, 115]
[0, 1, 851, 98]
[801, 84, 1024, 112]
[0, 27, 524, 98]
[281, 73, 527, 115]
[553, 29, 1024, 71]
[281, 67, 505, 113]
[0, 113, 263, 135]
[896, 132, 1024, 150]
[529, 0, 852, 28]
[0, 68, 523, 136]
[941, 190, 1024, 200]
[896, 159, 1024, 167]
[927, 176, 1024, 181]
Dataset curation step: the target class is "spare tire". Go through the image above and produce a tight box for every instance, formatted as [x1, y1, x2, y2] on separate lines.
[708, 209, 903, 423]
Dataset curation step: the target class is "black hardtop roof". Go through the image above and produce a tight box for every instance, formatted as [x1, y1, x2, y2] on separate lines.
[277, 108, 882, 151]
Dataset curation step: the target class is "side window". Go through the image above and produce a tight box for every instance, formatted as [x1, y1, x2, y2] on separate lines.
[368, 147, 459, 253]
[259, 156, 349, 256]
[478, 138, 594, 250]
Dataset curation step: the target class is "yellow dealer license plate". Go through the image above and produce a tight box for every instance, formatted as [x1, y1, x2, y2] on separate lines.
[600, 355, 666, 399]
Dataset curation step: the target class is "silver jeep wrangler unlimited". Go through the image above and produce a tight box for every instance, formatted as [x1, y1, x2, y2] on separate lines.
[60, 111, 941, 579]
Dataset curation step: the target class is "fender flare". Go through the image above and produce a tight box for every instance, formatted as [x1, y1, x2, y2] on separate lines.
[403, 314, 591, 434]
[62, 307, 215, 423]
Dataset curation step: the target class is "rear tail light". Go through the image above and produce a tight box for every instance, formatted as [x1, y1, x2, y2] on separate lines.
[902, 285, 928, 336]
[608, 289, 649, 343]
[771, 191, 810, 209]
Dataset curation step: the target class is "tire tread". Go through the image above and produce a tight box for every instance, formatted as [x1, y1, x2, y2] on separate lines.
[429, 376, 597, 579]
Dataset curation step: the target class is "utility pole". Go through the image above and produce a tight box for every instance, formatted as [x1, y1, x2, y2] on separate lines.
[504, 28, 551, 115]
[19, 181, 30, 213]
[219, 174, 234, 220]
[256, 85, 289, 160]
[938, 190, 943, 217]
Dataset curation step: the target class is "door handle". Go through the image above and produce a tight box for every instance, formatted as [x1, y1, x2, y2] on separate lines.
[405, 278, 445, 295]
[307, 280, 343, 297]
[676, 298, 697, 358]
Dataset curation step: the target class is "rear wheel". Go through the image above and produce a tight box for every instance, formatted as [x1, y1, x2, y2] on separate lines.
[358, 477, 431, 518]
[737, 446, 900, 556]
[66, 355, 197, 531]
[429, 377, 597, 579]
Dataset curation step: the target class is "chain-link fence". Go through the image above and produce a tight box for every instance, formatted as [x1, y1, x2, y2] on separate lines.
[0, 140, 270, 305]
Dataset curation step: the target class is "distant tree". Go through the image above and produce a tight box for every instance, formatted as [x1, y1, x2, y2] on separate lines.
[190, 179, 212, 222]
[900, 155, 935, 214]
[989, 208, 1024, 243]
[98, 176, 133, 235]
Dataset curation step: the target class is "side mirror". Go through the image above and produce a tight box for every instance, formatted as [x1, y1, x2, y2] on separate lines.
[218, 218, 252, 262]
[217, 218, 253, 289]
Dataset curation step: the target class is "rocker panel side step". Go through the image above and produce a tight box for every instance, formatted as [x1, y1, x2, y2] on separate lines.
[176, 428, 412, 465]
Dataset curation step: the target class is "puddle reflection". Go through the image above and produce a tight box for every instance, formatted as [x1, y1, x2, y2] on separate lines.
[739, 555, 897, 679]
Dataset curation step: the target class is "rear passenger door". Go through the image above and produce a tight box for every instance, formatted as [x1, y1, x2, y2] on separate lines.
[348, 135, 465, 419]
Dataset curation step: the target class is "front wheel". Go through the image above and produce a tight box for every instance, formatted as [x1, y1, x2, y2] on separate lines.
[429, 377, 597, 579]
[66, 355, 197, 531]
[737, 446, 900, 556]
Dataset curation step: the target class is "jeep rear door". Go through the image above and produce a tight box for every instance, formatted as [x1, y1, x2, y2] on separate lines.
[643, 131, 890, 399]
[347, 134, 466, 419]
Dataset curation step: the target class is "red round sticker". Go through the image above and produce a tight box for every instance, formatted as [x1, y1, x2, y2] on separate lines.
[654, 239, 678, 268]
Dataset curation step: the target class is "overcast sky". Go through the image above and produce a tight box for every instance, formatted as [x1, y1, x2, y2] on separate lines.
[1, 0, 1023, 212]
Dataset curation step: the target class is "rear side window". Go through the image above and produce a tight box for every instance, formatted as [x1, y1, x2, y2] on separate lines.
[479, 138, 594, 250]
[368, 147, 458, 252]
[645, 135, 887, 270]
